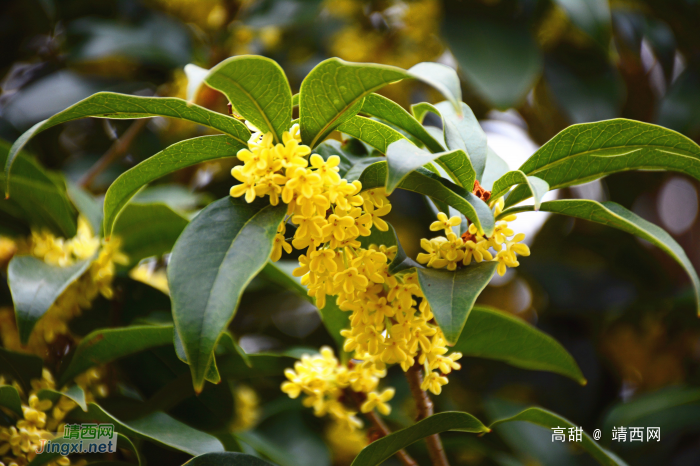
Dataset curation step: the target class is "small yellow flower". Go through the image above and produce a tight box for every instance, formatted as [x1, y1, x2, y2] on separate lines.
[429, 212, 460, 234]
[360, 388, 395, 415]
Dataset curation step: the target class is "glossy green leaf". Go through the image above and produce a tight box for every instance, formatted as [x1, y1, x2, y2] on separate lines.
[500, 199, 700, 314]
[337, 116, 406, 153]
[480, 147, 511, 191]
[8, 255, 94, 344]
[359, 161, 495, 236]
[491, 407, 626, 466]
[58, 325, 173, 386]
[553, 0, 611, 49]
[5, 92, 251, 194]
[203, 56, 292, 142]
[186, 452, 276, 466]
[0, 385, 23, 416]
[416, 262, 498, 344]
[351, 411, 489, 466]
[385, 139, 475, 194]
[103, 135, 244, 236]
[0, 347, 43, 391]
[454, 306, 586, 384]
[407, 62, 462, 113]
[37, 385, 87, 411]
[299, 58, 407, 148]
[112, 203, 189, 265]
[71, 403, 224, 456]
[435, 101, 488, 181]
[508, 119, 700, 207]
[169, 197, 286, 391]
[0, 140, 77, 237]
[490, 171, 549, 210]
[361, 93, 444, 152]
[444, 18, 542, 109]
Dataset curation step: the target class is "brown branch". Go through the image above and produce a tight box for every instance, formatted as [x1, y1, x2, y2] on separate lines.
[78, 118, 150, 189]
[406, 363, 450, 466]
[346, 389, 417, 466]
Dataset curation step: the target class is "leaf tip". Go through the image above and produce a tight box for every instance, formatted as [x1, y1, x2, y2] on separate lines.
[579, 377, 588, 386]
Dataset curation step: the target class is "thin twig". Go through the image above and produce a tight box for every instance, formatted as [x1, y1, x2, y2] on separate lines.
[78, 118, 150, 189]
[346, 389, 418, 466]
[406, 363, 450, 466]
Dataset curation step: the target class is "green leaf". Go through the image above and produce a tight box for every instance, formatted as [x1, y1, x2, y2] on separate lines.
[361, 93, 444, 152]
[0, 347, 43, 391]
[292, 93, 299, 107]
[8, 255, 94, 344]
[0, 384, 23, 416]
[500, 200, 700, 314]
[444, 18, 542, 109]
[66, 183, 103, 236]
[260, 261, 311, 303]
[480, 147, 511, 191]
[58, 325, 173, 386]
[416, 262, 498, 344]
[0, 140, 77, 237]
[37, 385, 87, 411]
[508, 119, 700, 207]
[169, 197, 286, 391]
[407, 62, 462, 113]
[454, 306, 586, 384]
[112, 203, 189, 265]
[435, 102, 488, 181]
[71, 403, 224, 456]
[5, 92, 251, 195]
[103, 135, 244, 236]
[553, 0, 611, 49]
[385, 139, 475, 194]
[186, 452, 276, 466]
[490, 171, 549, 210]
[491, 407, 626, 466]
[203, 56, 292, 142]
[350, 411, 489, 466]
[337, 116, 406, 153]
[359, 161, 495, 236]
[299, 58, 407, 148]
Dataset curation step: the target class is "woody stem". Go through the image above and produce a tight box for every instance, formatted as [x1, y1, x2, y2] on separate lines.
[347, 389, 417, 466]
[405, 362, 450, 466]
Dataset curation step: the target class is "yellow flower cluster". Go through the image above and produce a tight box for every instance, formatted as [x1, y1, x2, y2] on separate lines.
[325, 419, 367, 465]
[281, 347, 392, 430]
[230, 125, 463, 428]
[417, 199, 531, 276]
[0, 218, 127, 357]
[230, 385, 260, 432]
[0, 367, 106, 466]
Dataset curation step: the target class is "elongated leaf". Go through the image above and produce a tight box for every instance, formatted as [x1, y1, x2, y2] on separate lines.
[490, 171, 549, 210]
[0, 140, 77, 237]
[112, 203, 189, 265]
[37, 385, 87, 411]
[416, 262, 498, 344]
[480, 147, 511, 191]
[385, 139, 475, 194]
[407, 62, 462, 112]
[260, 261, 311, 303]
[203, 56, 292, 142]
[66, 183, 103, 236]
[337, 116, 406, 153]
[186, 452, 275, 466]
[361, 94, 444, 152]
[58, 325, 173, 386]
[5, 92, 250, 194]
[455, 306, 585, 384]
[553, 0, 611, 49]
[0, 347, 43, 391]
[300, 58, 407, 148]
[169, 197, 286, 391]
[500, 200, 700, 314]
[491, 407, 626, 466]
[103, 135, 243, 236]
[508, 119, 700, 207]
[0, 385, 22, 416]
[71, 403, 224, 456]
[351, 411, 489, 466]
[8, 255, 94, 344]
[359, 161, 495, 236]
[435, 101, 488, 180]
